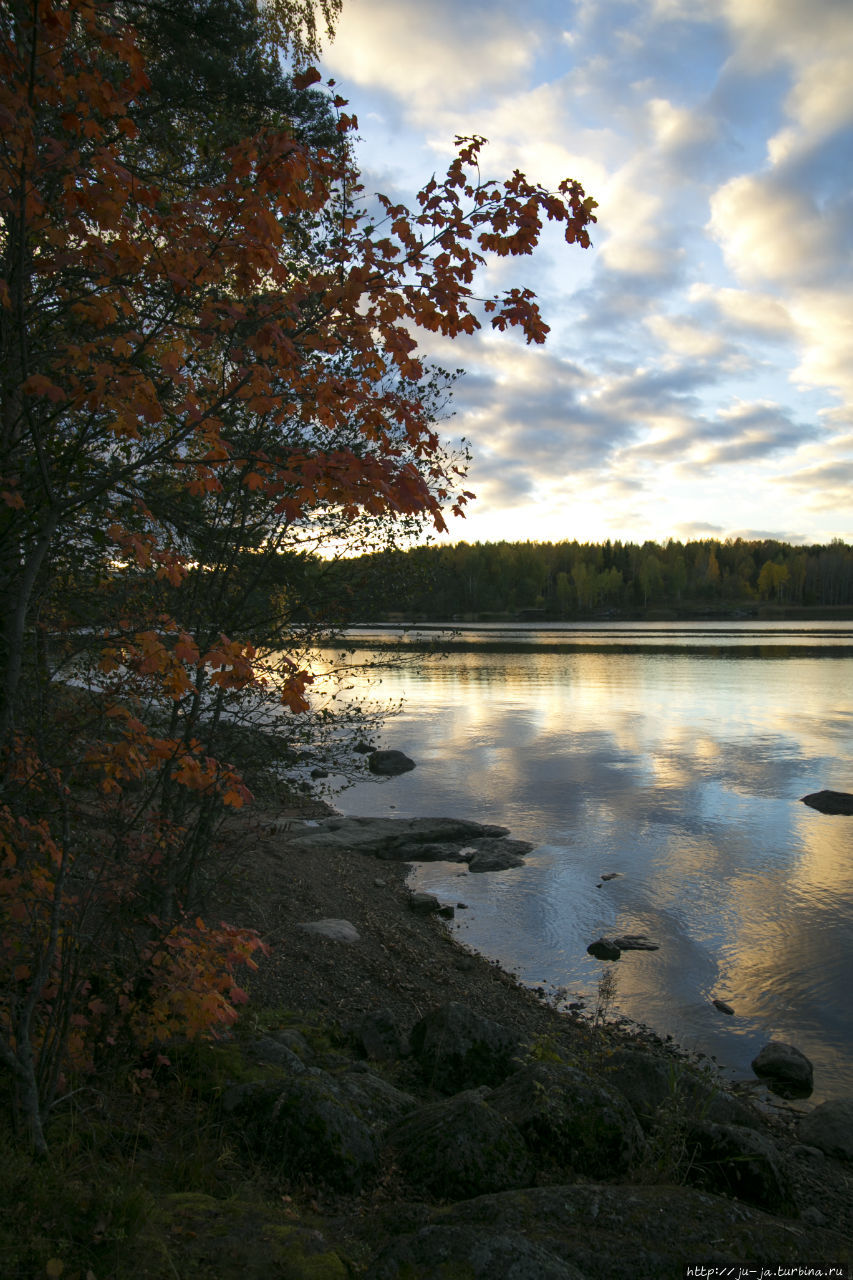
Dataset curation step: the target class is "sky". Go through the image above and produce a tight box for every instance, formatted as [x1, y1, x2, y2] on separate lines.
[321, 0, 853, 548]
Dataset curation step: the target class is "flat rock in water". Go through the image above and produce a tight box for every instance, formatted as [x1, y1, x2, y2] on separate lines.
[712, 998, 735, 1015]
[611, 934, 659, 951]
[802, 789, 853, 814]
[368, 749, 416, 776]
[285, 816, 532, 873]
[587, 937, 621, 961]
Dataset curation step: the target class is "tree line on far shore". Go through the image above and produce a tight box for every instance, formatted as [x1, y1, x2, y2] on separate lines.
[323, 536, 853, 620]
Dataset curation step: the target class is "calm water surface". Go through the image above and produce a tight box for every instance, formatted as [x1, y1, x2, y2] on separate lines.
[322, 622, 853, 1102]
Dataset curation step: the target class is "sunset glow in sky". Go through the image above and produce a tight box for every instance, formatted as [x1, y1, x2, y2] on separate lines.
[321, 0, 853, 547]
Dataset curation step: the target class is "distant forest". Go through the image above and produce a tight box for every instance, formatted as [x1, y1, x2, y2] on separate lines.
[332, 537, 853, 621]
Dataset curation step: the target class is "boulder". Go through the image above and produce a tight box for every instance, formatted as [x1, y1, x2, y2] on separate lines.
[487, 1061, 645, 1177]
[366, 1224, 586, 1280]
[410, 1002, 523, 1092]
[463, 837, 533, 872]
[798, 1098, 853, 1161]
[384, 1089, 533, 1199]
[751, 1041, 814, 1098]
[587, 937, 621, 961]
[296, 918, 360, 943]
[225, 1066, 379, 1192]
[408, 892, 443, 915]
[802, 789, 853, 814]
[352, 1007, 411, 1061]
[601, 1047, 763, 1134]
[368, 749, 416, 776]
[684, 1120, 797, 1214]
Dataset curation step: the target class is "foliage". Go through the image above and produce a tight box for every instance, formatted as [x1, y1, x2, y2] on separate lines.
[0, 0, 595, 1151]
[340, 536, 853, 619]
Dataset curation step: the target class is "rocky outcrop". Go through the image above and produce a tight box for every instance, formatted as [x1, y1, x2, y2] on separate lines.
[207, 1003, 853, 1275]
[802, 789, 853, 814]
[751, 1040, 814, 1098]
[367, 1224, 586, 1280]
[402, 1184, 846, 1280]
[286, 815, 534, 871]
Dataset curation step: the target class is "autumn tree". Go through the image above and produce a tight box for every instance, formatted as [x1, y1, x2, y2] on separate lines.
[0, 0, 596, 1150]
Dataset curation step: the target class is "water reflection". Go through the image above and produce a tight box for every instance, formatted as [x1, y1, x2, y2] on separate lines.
[327, 632, 853, 1100]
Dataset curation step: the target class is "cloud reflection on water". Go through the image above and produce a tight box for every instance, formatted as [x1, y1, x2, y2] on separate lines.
[328, 639, 853, 1099]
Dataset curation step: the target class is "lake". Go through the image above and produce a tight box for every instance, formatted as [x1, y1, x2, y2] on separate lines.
[318, 621, 853, 1103]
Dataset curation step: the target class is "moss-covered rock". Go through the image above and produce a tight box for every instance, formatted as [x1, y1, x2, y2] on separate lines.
[384, 1089, 533, 1199]
[229, 1066, 380, 1192]
[487, 1061, 645, 1178]
[366, 1223, 587, 1279]
[144, 1192, 350, 1279]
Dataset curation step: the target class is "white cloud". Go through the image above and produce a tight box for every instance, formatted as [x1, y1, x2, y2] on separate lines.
[324, 0, 538, 114]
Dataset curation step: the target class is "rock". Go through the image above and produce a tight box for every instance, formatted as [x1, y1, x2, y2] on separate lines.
[463, 837, 533, 872]
[436, 904, 455, 919]
[284, 816, 531, 874]
[587, 937, 621, 961]
[600, 872, 622, 881]
[368, 749, 416, 776]
[798, 1098, 853, 1161]
[410, 1002, 523, 1092]
[408, 892, 442, 914]
[684, 1120, 797, 1214]
[333, 1069, 417, 1132]
[296, 918, 360, 943]
[353, 1007, 411, 1061]
[601, 1047, 763, 1134]
[366, 1224, 585, 1280]
[433, 1184, 849, 1279]
[226, 1067, 379, 1192]
[245, 1036, 306, 1074]
[487, 1061, 645, 1177]
[802, 789, 853, 814]
[155, 1193, 349, 1279]
[610, 934, 659, 951]
[353, 740, 375, 753]
[384, 1089, 534, 1199]
[751, 1041, 814, 1098]
[712, 999, 735, 1015]
[309, 766, 329, 779]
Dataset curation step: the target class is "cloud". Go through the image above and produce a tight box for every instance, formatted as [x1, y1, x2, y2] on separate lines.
[688, 285, 794, 341]
[324, 0, 539, 114]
